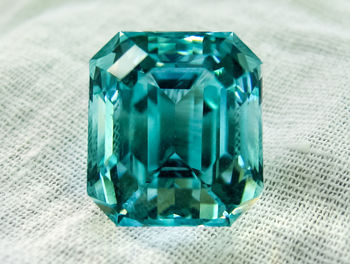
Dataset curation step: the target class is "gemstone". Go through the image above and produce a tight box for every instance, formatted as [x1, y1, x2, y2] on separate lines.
[88, 32, 263, 226]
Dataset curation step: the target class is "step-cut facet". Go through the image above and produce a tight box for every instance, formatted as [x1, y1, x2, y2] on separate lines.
[88, 32, 263, 226]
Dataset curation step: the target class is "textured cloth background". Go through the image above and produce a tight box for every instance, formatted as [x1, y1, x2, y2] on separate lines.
[0, 0, 350, 263]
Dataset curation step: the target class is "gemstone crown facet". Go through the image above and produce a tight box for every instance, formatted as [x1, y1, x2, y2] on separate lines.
[88, 32, 263, 226]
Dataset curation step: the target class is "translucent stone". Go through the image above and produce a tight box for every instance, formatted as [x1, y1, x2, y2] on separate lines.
[88, 32, 263, 226]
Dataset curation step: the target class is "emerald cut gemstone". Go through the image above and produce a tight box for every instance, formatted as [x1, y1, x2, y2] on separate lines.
[88, 32, 263, 226]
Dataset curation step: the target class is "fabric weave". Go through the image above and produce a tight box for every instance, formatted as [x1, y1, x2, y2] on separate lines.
[0, 0, 349, 263]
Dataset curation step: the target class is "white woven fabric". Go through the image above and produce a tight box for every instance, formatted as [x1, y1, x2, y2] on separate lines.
[0, 0, 349, 263]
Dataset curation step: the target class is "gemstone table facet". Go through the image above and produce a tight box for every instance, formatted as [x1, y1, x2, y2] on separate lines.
[88, 32, 263, 226]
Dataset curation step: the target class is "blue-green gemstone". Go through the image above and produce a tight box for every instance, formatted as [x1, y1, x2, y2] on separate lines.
[88, 32, 263, 226]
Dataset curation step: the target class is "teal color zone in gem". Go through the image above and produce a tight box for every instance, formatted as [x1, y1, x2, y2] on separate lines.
[88, 32, 263, 226]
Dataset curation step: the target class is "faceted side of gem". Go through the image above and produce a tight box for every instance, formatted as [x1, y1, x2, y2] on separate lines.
[88, 32, 263, 226]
